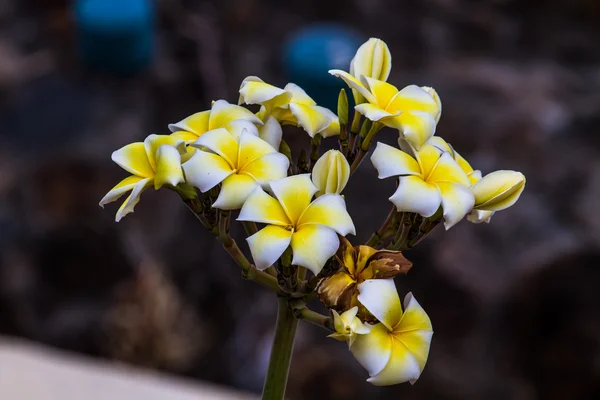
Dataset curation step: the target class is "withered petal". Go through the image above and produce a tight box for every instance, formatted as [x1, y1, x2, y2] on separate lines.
[366, 250, 413, 279]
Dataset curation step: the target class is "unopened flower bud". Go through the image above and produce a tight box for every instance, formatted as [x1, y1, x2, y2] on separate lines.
[312, 150, 350, 196]
[471, 170, 526, 212]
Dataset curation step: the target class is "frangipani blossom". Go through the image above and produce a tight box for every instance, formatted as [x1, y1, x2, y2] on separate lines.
[351, 280, 433, 386]
[100, 135, 186, 222]
[312, 150, 350, 196]
[329, 70, 440, 150]
[348, 38, 392, 104]
[239, 76, 339, 138]
[183, 128, 289, 210]
[329, 306, 371, 347]
[370, 141, 475, 229]
[238, 174, 355, 275]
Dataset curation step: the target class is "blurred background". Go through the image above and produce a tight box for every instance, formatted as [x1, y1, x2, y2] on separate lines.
[1, 0, 600, 399]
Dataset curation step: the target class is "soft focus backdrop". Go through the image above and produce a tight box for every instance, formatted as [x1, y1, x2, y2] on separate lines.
[1, 0, 600, 399]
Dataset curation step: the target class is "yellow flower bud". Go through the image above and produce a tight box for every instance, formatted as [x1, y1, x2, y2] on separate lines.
[351, 38, 392, 83]
[471, 170, 526, 211]
[311, 150, 350, 196]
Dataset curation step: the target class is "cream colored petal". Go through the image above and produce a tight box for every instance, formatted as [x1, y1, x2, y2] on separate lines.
[351, 318, 372, 335]
[238, 186, 291, 226]
[471, 170, 526, 211]
[114, 177, 153, 222]
[421, 86, 442, 123]
[435, 181, 475, 230]
[284, 82, 316, 106]
[371, 142, 422, 179]
[339, 306, 360, 328]
[182, 150, 234, 192]
[241, 152, 289, 186]
[246, 225, 293, 270]
[467, 209, 495, 224]
[269, 174, 317, 225]
[168, 110, 210, 135]
[361, 76, 399, 109]
[257, 115, 283, 149]
[111, 142, 154, 178]
[222, 119, 259, 141]
[154, 145, 184, 189]
[354, 103, 400, 122]
[312, 150, 350, 195]
[367, 336, 424, 386]
[468, 170, 482, 185]
[297, 194, 356, 236]
[192, 128, 239, 168]
[290, 224, 339, 275]
[170, 130, 200, 144]
[385, 111, 437, 151]
[358, 279, 403, 330]
[144, 134, 186, 170]
[352, 38, 391, 82]
[328, 69, 376, 103]
[239, 76, 292, 112]
[208, 99, 263, 130]
[427, 152, 471, 186]
[237, 131, 276, 170]
[289, 103, 332, 137]
[312, 106, 340, 137]
[99, 175, 145, 207]
[386, 85, 440, 118]
[350, 323, 393, 377]
[389, 176, 442, 217]
[212, 173, 258, 210]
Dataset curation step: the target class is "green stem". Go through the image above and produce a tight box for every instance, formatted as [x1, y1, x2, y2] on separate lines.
[294, 307, 334, 331]
[262, 298, 298, 400]
[365, 206, 397, 248]
[309, 135, 322, 172]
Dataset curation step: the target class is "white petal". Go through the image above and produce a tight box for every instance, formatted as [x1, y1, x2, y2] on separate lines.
[354, 103, 399, 122]
[208, 99, 263, 130]
[238, 186, 291, 226]
[290, 225, 339, 275]
[435, 182, 475, 230]
[328, 69, 376, 103]
[192, 128, 239, 167]
[284, 83, 316, 105]
[258, 115, 283, 150]
[357, 279, 403, 330]
[370, 142, 421, 179]
[168, 110, 210, 135]
[297, 194, 355, 236]
[367, 337, 424, 386]
[114, 178, 153, 222]
[153, 145, 185, 189]
[212, 174, 259, 210]
[223, 119, 259, 141]
[247, 225, 293, 270]
[111, 142, 154, 178]
[182, 150, 234, 192]
[237, 131, 276, 171]
[389, 176, 441, 217]
[350, 323, 393, 377]
[99, 175, 145, 207]
[289, 103, 331, 137]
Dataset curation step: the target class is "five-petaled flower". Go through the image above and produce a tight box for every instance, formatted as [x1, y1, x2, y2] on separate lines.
[238, 174, 355, 275]
[100, 134, 186, 221]
[371, 140, 475, 229]
[351, 279, 433, 386]
[182, 128, 289, 210]
[329, 306, 371, 347]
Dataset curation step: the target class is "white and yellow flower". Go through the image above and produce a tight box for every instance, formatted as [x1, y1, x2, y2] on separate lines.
[329, 306, 371, 347]
[182, 128, 289, 210]
[370, 141, 475, 229]
[350, 279, 433, 386]
[239, 76, 340, 138]
[100, 135, 186, 222]
[329, 70, 440, 150]
[348, 37, 392, 104]
[311, 150, 350, 196]
[238, 174, 355, 274]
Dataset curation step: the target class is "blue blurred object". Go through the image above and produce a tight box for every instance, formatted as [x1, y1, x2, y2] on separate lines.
[74, 0, 155, 75]
[284, 24, 363, 111]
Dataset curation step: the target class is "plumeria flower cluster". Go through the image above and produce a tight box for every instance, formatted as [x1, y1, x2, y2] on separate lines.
[100, 37, 525, 397]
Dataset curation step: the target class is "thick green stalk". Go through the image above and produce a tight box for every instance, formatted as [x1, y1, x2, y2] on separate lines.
[262, 298, 298, 400]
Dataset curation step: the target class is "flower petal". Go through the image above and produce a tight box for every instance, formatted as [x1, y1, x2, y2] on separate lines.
[99, 175, 145, 207]
[154, 145, 185, 189]
[239, 76, 292, 111]
[370, 142, 421, 179]
[312, 106, 340, 137]
[258, 115, 283, 149]
[192, 128, 239, 168]
[208, 99, 263, 130]
[144, 134, 186, 171]
[389, 176, 441, 217]
[351, 38, 391, 82]
[435, 181, 475, 230]
[223, 119, 259, 141]
[367, 337, 424, 386]
[114, 177, 153, 222]
[284, 83, 316, 106]
[386, 85, 440, 118]
[421, 86, 442, 123]
[289, 103, 332, 137]
[297, 194, 355, 236]
[238, 186, 291, 226]
[111, 142, 154, 178]
[269, 175, 317, 225]
[241, 152, 289, 186]
[212, 174, 258, 210]
[246, 225, 293, 270]
[354, 103, 400, 122]
[350, 323, 393, 377]
[237, 131, 276, 170]
[398, 293, 433, 333]
[291, 224, 339, 275]
[361, 76, 399, 109]
[357, 279, 403, 330]
[427, 151, 471, 186]
[168, 110, 210, 135]
[312, 150, 349, 195]
[467, 209, 495, 224]
[170, 130, 200, 144]
[385, 111, 437, 151]
[328, 69, 376, 103]
[182, 150, 234, 192]
[471, 170, 526, 211]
